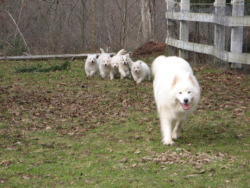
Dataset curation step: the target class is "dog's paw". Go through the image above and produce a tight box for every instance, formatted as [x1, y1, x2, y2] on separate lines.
[163, 140, 175, 146]
[172, 132, 179, 140]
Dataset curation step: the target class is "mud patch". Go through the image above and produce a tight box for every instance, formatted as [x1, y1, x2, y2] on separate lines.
[132, 41, 166, 58]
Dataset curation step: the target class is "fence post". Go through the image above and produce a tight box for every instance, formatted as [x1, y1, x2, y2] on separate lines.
[214, 0, 226, 62]
[231, 0, 244, 68]
[165, 0, 176, 56]
[179, 0, 190, 59]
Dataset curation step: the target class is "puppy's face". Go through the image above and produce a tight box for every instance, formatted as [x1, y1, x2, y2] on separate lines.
[132, 62, 141, 73]
[111, 61, 119, 69]
[121, 55, 129, 65]
[102, 56, 111, 67]
[87, 55, 97, 64]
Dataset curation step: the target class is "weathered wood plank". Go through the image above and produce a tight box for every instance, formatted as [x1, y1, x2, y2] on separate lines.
[0, 53, 115, 61]
[165, 12, 250, 27]
[179, 0, 190, 59]
[166, 37, 250, 65]
[230, 0, 244, 68]
[214, 0, 226, 58]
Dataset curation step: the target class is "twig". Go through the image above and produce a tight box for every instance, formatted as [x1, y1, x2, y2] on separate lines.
[5, 10, 31, 55]
[14, 0, 25, 38]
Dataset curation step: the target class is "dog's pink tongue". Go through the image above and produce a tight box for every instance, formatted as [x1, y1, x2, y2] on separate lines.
[182, 103, 190, 110]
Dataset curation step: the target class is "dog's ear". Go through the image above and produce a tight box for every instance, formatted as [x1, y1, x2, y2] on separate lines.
[171, 75, 178, 88]
[188, 74, 196, 86]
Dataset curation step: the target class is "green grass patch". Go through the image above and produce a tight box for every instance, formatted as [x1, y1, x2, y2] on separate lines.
[0, 59, 249, 187]
[14, 59, 72, 73]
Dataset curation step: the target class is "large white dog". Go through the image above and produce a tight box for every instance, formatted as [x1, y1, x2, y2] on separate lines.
[152, 56, 201, 145]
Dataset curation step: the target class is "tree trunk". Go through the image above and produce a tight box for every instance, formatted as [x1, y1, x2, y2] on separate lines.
[80, 0, 87, 51]
[140, 0, 155, 43]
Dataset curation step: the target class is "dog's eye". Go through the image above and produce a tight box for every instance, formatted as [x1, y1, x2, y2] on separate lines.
[188, 91, 191, 94]
[179, 92, 182, 94]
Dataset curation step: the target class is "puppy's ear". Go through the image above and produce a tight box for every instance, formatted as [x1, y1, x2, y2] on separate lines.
[171, 76, 179, 88]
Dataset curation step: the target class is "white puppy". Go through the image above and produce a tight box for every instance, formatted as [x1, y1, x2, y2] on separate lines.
[152, 56, 201, 145]
[98, 48, 112, 79]
[110, 58, 120, 80]
[131, 60, 151, 84]
[119, 54, 133, 79]
[110, 49, 126, 80]
[85, 54, 99, 77]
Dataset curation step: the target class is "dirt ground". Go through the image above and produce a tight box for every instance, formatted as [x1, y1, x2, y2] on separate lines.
[131, 41, 166, 58]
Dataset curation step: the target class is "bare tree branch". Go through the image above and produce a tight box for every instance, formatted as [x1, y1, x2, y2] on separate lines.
[5, 10, 31, 55]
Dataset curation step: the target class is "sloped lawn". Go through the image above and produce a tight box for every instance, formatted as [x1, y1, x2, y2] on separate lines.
[0, 59, 249, 187]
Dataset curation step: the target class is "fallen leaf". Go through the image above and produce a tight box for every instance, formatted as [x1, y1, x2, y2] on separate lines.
[131, 163, 137, 168]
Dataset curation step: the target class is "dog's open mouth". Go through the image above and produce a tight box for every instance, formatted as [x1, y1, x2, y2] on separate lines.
[181, 103, 190, 110]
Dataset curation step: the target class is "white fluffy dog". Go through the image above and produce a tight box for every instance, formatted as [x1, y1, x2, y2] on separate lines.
[98, 48, 112, 79]
[131, 60, 151, 84]
[85, 54, 99, 77]
[110, 58, 120, 80]
[110, 49, 126, 80]
[119, 54, 133, 79]
[152, 56, 201, 145]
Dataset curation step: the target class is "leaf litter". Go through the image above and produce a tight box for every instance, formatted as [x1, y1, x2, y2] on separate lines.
[141, 150, 235, 168]
[0, 62, 249, 185]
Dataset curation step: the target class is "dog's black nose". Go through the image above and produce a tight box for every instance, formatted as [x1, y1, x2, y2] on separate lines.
[184, 99, 189, 104]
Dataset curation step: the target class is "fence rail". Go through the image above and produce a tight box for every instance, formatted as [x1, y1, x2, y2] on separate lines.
[165, 0, 250, 67]
[166, 37, 250, 64]
[165, 12, 250, 27]
[0, 53, 115, 61]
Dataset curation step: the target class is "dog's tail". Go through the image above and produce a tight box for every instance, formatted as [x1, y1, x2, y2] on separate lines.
[116, 49, 127, 56]
[100, 48, 105, 54]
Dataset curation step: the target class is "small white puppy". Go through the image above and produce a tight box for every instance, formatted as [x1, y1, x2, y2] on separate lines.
[119, 54, 133, 79]
[85, 54, 99, 77]
[131, 60, 151, 84]
[110, 49, 126, 80]
[98, 48, 111, 79]
[152, 56, 201, 145]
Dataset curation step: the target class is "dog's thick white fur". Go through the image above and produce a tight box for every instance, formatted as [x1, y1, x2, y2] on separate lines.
[119, 54, 133, 79]
[152, 56, 201, 145]
[85, 54, 99, 77]
[110, 49, 126, 80]
[98, 48, 112, 79]
[131, 60, 150, 84]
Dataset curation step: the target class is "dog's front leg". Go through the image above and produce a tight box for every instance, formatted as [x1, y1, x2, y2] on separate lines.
[159, 113, 174, 145]
[172, 120, 184, 140]
[136, 77, 143, 84]
[89, 70, 96, 77]
[110, 72, 114, 80]
[119, 69, 126, 79]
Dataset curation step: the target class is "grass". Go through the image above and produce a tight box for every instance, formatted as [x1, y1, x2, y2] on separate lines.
[0, 58, 249, 187]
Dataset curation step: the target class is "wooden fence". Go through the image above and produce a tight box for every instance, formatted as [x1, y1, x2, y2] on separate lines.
[0, 53, 115, 61]
[165, 0, 250, 68]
